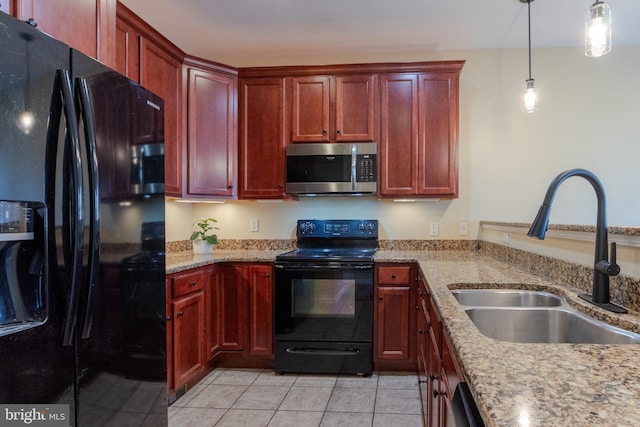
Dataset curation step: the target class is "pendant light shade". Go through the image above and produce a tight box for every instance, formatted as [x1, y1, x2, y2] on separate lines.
[523, 78, 538, 113]
[585, 1, 611, 57]
[520, 0, 537, 113]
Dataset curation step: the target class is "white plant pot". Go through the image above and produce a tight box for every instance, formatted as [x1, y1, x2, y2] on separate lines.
[192, 240, 213, 255]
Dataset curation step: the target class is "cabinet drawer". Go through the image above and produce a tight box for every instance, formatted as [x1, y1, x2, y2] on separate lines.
[171, 269, 205, 298]
[377, 266, 411, 285]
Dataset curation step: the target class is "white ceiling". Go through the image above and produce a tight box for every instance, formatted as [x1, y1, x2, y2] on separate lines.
[120, 0, 640, 66]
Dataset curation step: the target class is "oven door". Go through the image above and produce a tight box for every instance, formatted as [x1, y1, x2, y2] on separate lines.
[273, 261, 373, 375]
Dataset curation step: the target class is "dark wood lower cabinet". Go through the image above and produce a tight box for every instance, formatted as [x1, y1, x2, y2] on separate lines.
[168, 262, 273, 395]
[374, 264, 418, 371]
[418, 273, 466, 427]
[167, 269, 206, 391]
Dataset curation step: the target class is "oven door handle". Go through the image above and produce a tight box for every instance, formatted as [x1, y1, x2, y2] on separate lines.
[274, 263, 373, 270]
[286, 347, 361, 356]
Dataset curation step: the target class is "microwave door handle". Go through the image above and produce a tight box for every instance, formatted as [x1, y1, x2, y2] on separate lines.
[351, 144, 357, 191]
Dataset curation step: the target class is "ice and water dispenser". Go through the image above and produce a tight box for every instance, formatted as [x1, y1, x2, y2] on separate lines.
[0, 200, 47, 336]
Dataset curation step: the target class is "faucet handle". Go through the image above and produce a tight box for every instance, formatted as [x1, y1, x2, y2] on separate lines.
[596, 242, 620, 277]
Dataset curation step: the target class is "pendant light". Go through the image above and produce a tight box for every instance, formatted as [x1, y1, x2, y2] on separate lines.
[585, 1, 611, 57]
[520, 0, 537, 113]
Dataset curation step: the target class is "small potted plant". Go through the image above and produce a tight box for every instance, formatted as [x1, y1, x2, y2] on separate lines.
[190, 217, 219, 254]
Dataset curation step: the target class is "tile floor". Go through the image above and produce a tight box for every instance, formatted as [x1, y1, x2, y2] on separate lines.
[168, 368, 424, 427]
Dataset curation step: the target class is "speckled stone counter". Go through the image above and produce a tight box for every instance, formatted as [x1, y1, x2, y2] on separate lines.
[166, 249, 285, 274]
[376, 250, 640, 427]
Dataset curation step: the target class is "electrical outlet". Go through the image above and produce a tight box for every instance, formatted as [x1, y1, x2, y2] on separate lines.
[429, 222, 439, 236]
[459, 222, 468, 236]
[250, 218, 259, 232]
[502, 232, 510, 244]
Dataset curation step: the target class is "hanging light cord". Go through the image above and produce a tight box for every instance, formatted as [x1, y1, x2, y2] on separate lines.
[527, 0, 532, 80]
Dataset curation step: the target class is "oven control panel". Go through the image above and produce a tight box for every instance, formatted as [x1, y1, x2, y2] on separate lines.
[296, 219, 378, 238]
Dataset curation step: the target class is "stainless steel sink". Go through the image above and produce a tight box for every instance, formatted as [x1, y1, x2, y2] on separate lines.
[464, 307, 640, 344]
[450, 288, 640, 344]
[451, 289, 563, 307]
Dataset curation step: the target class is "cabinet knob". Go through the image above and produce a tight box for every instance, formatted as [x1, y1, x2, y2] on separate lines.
[322, 129, 327, 134]
[430, 374, 438, 381]
[418, 329, 426, 334]
[336, 129, 341, 134]
[189, 281, 196, 287]
[391, 274, 396, 279]
[177, 311, 184, 316]
[166, 315, 172, 321]
[228, 184, 234, 189]
[418, 379, 428, 384]
[265, 274, 271, 278]
[378, 296, 383, 301]
[433, 390, 443, 398]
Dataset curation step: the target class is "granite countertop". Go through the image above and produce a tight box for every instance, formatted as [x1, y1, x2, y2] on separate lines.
[167, 248, 640, 426]
[376, 250, 640, 427]
[166, 249, 286, 274]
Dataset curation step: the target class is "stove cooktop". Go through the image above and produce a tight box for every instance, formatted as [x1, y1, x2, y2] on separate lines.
[277, 219, 379, 263]
[276, 247, 377, 263]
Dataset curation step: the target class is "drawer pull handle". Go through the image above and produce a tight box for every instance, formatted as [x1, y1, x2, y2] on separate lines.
[433, 390, 443, 398]
[177, 311, 184, 316]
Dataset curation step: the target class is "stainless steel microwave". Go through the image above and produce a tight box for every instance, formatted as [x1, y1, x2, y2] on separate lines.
[285, 142, 377, 196]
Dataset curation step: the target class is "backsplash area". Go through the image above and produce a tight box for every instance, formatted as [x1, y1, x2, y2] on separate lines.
[479, 241, 640, 313]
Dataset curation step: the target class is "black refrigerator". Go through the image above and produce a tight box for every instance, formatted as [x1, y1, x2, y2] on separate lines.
[0, 12, 167, 426]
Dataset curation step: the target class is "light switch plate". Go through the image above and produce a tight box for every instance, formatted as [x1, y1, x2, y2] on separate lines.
[250, 218, 259, 232]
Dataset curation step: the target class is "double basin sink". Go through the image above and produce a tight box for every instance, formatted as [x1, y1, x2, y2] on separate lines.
[451, 289, 640, 344]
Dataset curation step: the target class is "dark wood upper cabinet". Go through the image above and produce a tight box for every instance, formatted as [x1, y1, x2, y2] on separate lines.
[380, 74, 419, 196]
[418, 72, 459, 197]
[185, 58, 238, 198]
[290, 74, 376, 143]
[116, 3, 185, 197]
[379, 64, 462, 198]
[239, 77, 287, 199]
[291, 76, 331, 142]
[335, 74, 376, 142]
[14, 0, 116, 67]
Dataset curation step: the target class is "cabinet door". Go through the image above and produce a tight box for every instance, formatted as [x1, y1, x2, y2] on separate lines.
[217, 265, 246, 351]
[335, 75, 376, 142]
[417, 300, 430, 425]
[239, 78, 286, 198]
[115, 16, 140, 81]
[139, 38, 183, 196]
[187, 67, 237, 197]
[15, 0, 116, 66]
[173, 291, 205, 389]
[291, 76, 330, 142]
[248, 264, 273, 356]
[376, 286, 411, 360]
[418, 72, 459, 197]
[379, 74, 419, 196]
[205, 266, 222, 360]
[165, 279, 174, 392]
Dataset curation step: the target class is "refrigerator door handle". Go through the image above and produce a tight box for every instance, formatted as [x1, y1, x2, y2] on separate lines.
[55, 69, 85, 347]
[75, 77, 100, 340]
